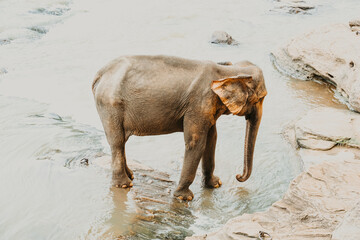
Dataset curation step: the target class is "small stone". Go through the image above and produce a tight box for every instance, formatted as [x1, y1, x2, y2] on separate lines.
[351, 26, 360, 32]
[210, 31, 237, 45]
[0, 68, 7, 75]
[80, 158, 89, 166]
[147, 179, 153, 184]
[349, 19, 360, 27]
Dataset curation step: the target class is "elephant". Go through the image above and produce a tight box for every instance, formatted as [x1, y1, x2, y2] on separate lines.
[92, 55, 267, 201]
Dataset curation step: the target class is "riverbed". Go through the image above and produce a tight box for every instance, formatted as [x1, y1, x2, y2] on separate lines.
[0, 0, 358, 239]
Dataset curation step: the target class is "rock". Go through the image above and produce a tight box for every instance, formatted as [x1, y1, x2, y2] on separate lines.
[272, 0, 316, 14]
[294, 107, 360, 150]
[210, 31, 238, 45]
[297, 138, 336, 150]
[349, 19, 360, 33]
[332, 201, 360, 240]
[284, 107, 360, 169]
[298, 147, 358, 171]
[187, 158, 360, 240]
[349, 19, 360, 27]
[350, 26, 360, 32]
[217, 61, 233, 66]
[272, 24, 360, 112]
[80, 158, 89, 166]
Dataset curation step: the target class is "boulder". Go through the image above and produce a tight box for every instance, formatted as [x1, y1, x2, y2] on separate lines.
[284, 107, 360, 169]
[272, 24, 360, 112]
[294, 107, 360, 150]
[210, 31, 238, 45]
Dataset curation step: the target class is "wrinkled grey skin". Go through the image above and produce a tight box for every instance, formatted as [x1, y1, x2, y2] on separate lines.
[92, 55, 267, 201]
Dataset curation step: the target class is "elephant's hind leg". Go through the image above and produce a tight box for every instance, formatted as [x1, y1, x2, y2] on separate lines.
[111, 143, 133, 188]
[99, 108, 133, 188]
[202, 125, 222, 188]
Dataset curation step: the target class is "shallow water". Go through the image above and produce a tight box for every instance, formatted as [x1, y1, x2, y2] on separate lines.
[0, 0, 358, 239]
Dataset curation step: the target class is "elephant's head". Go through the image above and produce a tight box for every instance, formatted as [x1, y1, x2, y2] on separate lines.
[211, 71, 267, 182]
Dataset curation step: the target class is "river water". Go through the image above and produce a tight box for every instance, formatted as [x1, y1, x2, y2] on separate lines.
[0, 0, 359, 239]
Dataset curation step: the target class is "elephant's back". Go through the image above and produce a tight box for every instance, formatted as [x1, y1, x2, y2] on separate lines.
[92, 55, 221, 111]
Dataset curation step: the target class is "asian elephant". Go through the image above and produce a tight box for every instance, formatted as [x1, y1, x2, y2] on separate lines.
[92, 55, 267, 201]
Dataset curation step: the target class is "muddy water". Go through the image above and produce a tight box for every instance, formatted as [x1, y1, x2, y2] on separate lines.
[0, 0, 358, 239]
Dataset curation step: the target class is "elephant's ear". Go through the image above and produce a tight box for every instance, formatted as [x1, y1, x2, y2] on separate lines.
[211, 75, 252, 115]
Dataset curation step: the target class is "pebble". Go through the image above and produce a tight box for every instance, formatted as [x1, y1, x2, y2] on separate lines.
[80, 158, 89, 166]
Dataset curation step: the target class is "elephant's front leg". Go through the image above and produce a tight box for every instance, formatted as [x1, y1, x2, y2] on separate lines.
[202, 125, 222, 188]
[174, 119, 209, 201]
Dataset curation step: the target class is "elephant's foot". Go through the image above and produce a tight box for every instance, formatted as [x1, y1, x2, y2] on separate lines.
[112, 173, 133, 188]
[174, 188, 194, 201]
[204, 175, 222, 188]
[125, 166, 134, 180]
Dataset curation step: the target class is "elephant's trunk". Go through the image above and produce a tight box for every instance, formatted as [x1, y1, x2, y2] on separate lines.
[236, 99, 263, 182]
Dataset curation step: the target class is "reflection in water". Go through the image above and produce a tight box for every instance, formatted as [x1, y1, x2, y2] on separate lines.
[1, 0, 360, 239]
[107, 188, 132, 237]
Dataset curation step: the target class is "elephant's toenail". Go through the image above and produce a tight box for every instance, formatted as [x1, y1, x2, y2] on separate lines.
[219, 180, 222, 185]
[178, 196, 183, 200]
[116, 184, 120, 188]
[129, 182, 133, 187]
[214, 184, 219, 188]
[122, 184, 127, 188]
[187, 196, 193, 201]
